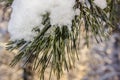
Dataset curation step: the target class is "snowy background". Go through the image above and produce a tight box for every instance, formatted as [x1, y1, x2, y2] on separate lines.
[0, 2, 23, 80]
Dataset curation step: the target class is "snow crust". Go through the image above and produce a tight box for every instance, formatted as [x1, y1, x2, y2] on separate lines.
[8, 0, 76, 41]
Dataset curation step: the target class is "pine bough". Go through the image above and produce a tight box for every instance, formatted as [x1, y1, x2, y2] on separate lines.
[5, 0, 119, 80]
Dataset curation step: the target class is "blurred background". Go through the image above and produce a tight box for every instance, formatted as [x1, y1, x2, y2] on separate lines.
[0, 1, 23, 80]
[0, 1, 120, 80]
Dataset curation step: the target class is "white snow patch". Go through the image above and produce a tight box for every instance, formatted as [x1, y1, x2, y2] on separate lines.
[93, 0, 107, 9]
[75, 9, 81, 15]
[8, 0, 76, 41]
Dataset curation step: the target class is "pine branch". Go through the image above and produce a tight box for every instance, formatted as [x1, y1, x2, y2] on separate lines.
[6, 0, 117, 80]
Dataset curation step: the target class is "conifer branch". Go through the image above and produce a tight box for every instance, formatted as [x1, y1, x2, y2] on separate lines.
[6, 0, 118, 80]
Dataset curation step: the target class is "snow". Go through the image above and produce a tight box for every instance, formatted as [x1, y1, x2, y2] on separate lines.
[50, 0, 75, 28]
[8, 0, 76, 41]
[93, 0, 107, 9]
[75, 9, 81, 15]
[8, 0, 107, 41]
[79, 0, 107, 9]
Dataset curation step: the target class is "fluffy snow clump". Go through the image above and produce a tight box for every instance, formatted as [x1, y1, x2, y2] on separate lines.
[8, 0, 76, 41]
